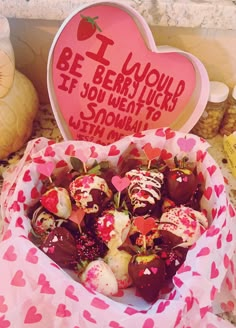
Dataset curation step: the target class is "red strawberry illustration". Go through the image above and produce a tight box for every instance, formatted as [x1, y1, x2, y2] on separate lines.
[77, 15, 101, 41]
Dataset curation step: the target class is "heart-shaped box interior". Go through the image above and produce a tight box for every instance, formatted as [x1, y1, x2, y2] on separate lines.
[47, 1, 210, 145]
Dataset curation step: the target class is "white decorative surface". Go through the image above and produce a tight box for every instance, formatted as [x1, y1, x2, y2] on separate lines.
[1, 0, 236, 30]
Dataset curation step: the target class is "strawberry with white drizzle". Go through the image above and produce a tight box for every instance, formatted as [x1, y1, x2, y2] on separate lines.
[125, 168, 164, 216]
[158, 205, 208, 248]
[69, 174, 112, 215]
[40, 187, 72, 219]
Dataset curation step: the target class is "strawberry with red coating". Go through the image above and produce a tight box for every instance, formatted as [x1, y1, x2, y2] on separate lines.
[40, 187, 72, 219]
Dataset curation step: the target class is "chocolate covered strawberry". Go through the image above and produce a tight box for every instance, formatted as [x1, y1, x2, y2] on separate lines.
[166, 158, 198, 204]
[128, 253, 165, 302]
[40, 227, 77, 268]
[127, 216, 166, 302]
[40, 187, 72, 219]
[157, 246, 188, 280]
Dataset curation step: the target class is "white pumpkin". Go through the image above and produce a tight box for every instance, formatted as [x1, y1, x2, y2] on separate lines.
[0, 70, 39, 159]
[0, 16, 39, 159]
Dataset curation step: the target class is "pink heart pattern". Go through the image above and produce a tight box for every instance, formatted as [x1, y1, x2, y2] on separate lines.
[24, 306, 42, 324]
[56, 304, 71, 317]
[0, 127, 235, 327]
[3, 246, 17, 261]
[65, 285, 79, 302]
[11, 270, 26, 287]
[0, 315, 10, 328]
[0, 296, 8, 313]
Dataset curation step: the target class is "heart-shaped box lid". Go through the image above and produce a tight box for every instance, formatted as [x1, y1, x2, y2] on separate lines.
[47, 1, 209, 145]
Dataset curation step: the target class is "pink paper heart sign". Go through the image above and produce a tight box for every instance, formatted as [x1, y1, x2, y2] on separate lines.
[37, 161, 55, 178]
[134, 216, 156, 235]
[111, 175, 130, 192]
[48, 2, 209, 145]
[143, 143, 161, 160]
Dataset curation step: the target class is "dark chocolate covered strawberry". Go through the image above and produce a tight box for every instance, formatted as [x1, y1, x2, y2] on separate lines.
[166, 158, 198, 205]
[157, 246, 188, 280]
[40, 227, 77, 268]
[128, 253, 166, 302]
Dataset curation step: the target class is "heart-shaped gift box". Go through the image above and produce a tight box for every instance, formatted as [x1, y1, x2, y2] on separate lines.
[47, 1, 209, 145]
[0, 128, 236, 327]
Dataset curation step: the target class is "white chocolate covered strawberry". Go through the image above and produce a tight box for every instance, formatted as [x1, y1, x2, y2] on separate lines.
[158, 205, 208, 248]
[79, 259, 118, 296]
[96, 209, 131, 249]
[104, 248, 132, 289]
[40, 187, 72, 219]
[125, 168, 164, 216]
[69, 174, 112, 214]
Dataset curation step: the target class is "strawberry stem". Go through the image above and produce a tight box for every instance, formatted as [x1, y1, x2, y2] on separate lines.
[143, 235, 146, 253]
[81, 15, 102, 32]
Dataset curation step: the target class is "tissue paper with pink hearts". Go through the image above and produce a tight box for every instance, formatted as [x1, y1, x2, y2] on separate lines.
[0, 128, 236, 328]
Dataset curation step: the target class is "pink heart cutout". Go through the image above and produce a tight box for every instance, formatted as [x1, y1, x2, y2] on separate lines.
[177, 137, 196, 152]
[37, 161, 55, 178]
[75, 148, 90, 163]
[143, 143, 161, 161]
[134, 216, 156, 235]
[111, 175, 130, 192]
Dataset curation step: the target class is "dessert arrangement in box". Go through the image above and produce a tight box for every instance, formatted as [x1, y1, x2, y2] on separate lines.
[1, 1, 236, 327]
